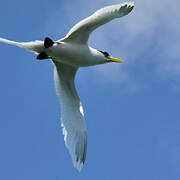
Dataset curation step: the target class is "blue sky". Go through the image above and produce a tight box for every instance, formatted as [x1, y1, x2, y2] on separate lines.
[0, 0, 180, 179]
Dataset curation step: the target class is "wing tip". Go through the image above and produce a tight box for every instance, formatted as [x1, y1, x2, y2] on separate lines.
[61, 123, 87, 172]
[124, 1, 135, 13]
[73, 159, 84, 172]
[126, 1, 134, 7]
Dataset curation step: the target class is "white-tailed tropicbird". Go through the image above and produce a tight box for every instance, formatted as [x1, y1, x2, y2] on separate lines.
[0, 2, 134, 171]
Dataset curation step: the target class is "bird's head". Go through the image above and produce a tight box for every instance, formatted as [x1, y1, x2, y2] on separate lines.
[98, 50, 124, 63]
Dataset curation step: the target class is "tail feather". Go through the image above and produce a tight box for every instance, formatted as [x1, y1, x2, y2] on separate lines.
[0, 37, 44, 53]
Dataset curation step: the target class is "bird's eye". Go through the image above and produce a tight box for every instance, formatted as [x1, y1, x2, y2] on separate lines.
[98, 50, 110, 57]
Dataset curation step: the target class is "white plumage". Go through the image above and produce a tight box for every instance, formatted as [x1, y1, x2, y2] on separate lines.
[0, 2, 134, 171]
[63, 2, 134, 44]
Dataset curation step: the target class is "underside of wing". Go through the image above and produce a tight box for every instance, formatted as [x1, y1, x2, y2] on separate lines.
[53, 60, 87, 171]
[62, 2, 134, 44]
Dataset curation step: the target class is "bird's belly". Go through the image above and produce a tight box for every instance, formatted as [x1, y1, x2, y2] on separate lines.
[46, 43, 104, 67]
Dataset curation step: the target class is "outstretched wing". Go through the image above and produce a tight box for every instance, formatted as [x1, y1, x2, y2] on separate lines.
[53, 60, 87, 172]
[62, 2, 134, 44]
[0, 37, 44, 53]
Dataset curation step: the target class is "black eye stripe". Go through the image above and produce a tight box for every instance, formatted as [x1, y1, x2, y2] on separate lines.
[98, 50, 109, 57]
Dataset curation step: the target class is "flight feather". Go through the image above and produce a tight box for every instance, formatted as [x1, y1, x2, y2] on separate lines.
[63, 2, 134, 43]
[53, 61, 87, 171]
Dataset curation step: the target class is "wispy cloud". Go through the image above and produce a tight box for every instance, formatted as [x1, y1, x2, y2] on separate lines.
[45, 0, 180, 92]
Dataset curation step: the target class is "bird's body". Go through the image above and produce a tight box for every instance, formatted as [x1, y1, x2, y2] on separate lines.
[47, 42, 107, 67]
[0, 2, 134, 171]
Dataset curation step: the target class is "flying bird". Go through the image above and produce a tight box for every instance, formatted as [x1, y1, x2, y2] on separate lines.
[0, 2, 134, 171]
